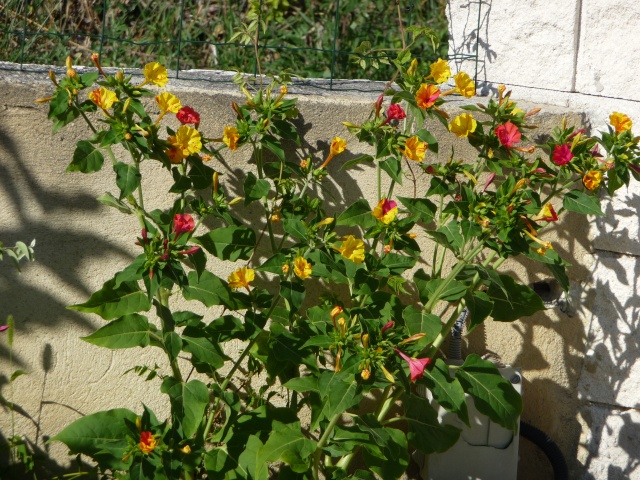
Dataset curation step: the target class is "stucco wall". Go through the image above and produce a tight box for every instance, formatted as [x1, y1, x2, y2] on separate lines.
[0, 57, 633, 479]
[448, 1, 640, 479]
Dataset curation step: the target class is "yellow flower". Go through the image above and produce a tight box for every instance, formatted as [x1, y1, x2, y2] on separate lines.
[372, 199, 398, 224]
[406, 58, 419, 76]
[401, 136, 427, 162]
[223, 126, 240, 151]
[228, 266, 255, 290]
[449, 113, 477, 138]
[155, 92, 182, 113]
[429, 58, 451, 84]
[583, 170, 603, 191]
[293, 257, 312, 279]
[88, 87, 118, 110]
[454, 72, 475, 98]
[415, 83, 440, 109]
[320, 137, 347, 169]
[330, 137, 347, 156]
[360, 368, 371, 380]
[337, 235, 365, 263]
[143, 62, 169, 87]
[168, 125, 202, 157]
[609, 112, 632, 133]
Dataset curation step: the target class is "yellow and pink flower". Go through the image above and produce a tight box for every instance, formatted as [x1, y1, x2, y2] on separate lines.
[372, 198, 398, 224]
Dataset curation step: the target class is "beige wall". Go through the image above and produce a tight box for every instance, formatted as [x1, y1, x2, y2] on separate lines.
[0, 65, 615, 478]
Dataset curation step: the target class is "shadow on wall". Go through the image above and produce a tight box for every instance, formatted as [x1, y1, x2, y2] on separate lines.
[447, 0, 495, 94]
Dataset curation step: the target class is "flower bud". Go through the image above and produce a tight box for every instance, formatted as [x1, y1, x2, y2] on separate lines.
[65, 56, 77, 78]
[35, 97, 54, 103]
[123, 98, 131, 113]
[330, 306, 343, 320]
[180, 445, 191, 454]
[282, 264, 290, 274]
[398, 333, 426, 344]
[228, 197, 243, 206]
[48, 70, 59, 86]
[213, 171, 219, 194]
[380, 365, 395, 383]
[361, 333, 369, 349]
[316, 217, 334, 227]
[115, 70, 125, 82]
[136, 416, 142, 431]
[360, 368, 371, 380]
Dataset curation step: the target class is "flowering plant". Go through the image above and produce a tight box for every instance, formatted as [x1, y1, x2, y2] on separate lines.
[40, 41, 639, 479]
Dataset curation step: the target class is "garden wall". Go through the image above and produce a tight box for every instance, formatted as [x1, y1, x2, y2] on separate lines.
[448, 1, 640, 479]
[0, 54, 633, 479]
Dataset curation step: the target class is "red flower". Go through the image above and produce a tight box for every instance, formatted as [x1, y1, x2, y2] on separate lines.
[395, 348, 431, 382]
[173, 214, 195, 234]
[381, 321, 395, 335]
[139, 431, 156, 454]
[178, 246, 201, 256]
[495, 121, 521, 149]
[552, 144, 573, 166]
[176, 106, 200, 125]
[386, 104, 406, 121]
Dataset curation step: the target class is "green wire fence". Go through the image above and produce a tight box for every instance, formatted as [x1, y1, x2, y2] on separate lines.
[0, 0, 479, 92]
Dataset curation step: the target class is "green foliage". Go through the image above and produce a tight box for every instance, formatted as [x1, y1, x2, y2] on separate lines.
[41, 26, 640, 479]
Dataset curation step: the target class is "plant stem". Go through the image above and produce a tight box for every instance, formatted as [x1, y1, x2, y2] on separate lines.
[157, 287, 183, 382]
[313, 411, 343, 480]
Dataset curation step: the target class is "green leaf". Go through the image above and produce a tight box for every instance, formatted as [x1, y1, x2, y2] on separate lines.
[164, 331, 182, 361]
[437, 220, 464, 251]
[259, 421, 316, 473]
[417, 278, 467, 304]
[464, 291, 494, 332]
[336, 198, 376, 229]
[81, 314, 154, 349]
[10, 369, 27, 382]
[195, 226, 256, 261]
[403, 306, 441, 345]
[256, 253, 288, 275]
[244, 172, 271, 205]
[183, 271, 236, 309]
[188, 159, 215, 190]
[262, 134, 285, 162]
[313, 372, 362, 430]
[402, 394, 461, 454]
[69, 279, 151, 320]
[455, 354, 522, 432]
[160, 378, 209, 438]
[380, 253, 416, 275]
[67, 140, 104, 173]
[280, 281, 305, 313]
[182, 331, 226, 369]
[357, 418, 409, 478]
[422, 359, 470, 426]
[340, 154, 374, 171]
[113, 162, 141, 200]
[415, 128, 438, 153]
[284, 376, 319, 393]
[237, 435, 268, 480]
[397, 197, 437, 224]
[97, 192, 133, 214]
[487, 274, 545, 321]
[380, 157, 403, 185]
[283, 218, 309, 242]
[50, 408, 137, 471]
[563, 190, 604, 216]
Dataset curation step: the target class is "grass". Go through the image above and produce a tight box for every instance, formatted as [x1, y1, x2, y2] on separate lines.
[0, 0, 449, 81]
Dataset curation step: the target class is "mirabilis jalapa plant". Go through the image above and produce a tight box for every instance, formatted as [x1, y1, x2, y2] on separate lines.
[39, 34, 640, 479]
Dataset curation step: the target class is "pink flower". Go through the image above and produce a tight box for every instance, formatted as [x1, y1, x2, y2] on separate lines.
[0, 325, 8, 332]
[482, 172, 496, 192]
[395, 348, 431, 382]
[178, 246, 201, 256]
[381, 321, 395, 335]
[552, 144, 573, 166]
[173, 214, 195, 234]
[176, 106, 200, 126]
[495, 121, 521, 149]
[386, 104, 406, 121]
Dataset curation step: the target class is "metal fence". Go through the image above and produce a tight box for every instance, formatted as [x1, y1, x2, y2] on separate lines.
[0, 0, 479, 92]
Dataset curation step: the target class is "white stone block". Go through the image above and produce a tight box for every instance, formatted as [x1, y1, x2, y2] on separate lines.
[575, 1, 640, 102]
[577, 404, 640, 479]
[578, 252, 640, 408]
[592, 184, 640, 257]
[447, 0, 579, 92]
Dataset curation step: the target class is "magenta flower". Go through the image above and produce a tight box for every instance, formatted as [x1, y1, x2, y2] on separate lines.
[482, 172, 496, 192]
[395, 348, 431, 382]
[381, 321, 395, 335]
[173, 214, 195, 235]
[0, 325, 8, 333]
[495, 121, 521, 149]
[178, 246, 201, 256]
[176, 106, 200, 126]
[552, 144, 573, 166]
[386, 104, 406, 121]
